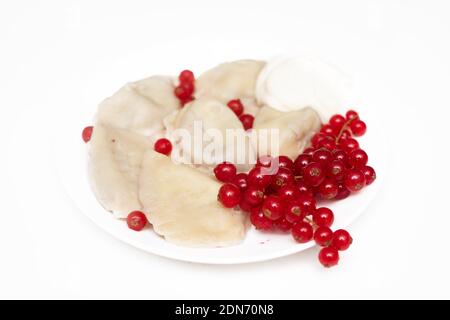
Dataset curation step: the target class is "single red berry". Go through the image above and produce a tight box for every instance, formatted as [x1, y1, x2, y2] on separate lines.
[238, 199, 254, 213]
[350, 120, 367, 137]
[314, 226, 333, 247]
[320, 124, 338, 137]
[312, 148, 333, 168]
[348, 149, 368, 168]
[311, 132, 327, 148]
[346, 110, 359, 121]
[313, 207, 334, 227]
[126, 211, 147, 231]
[232, 173, 248, 190]
[243, 186, 265, 206]
[284, 200, 305, 224]
[256, 155, 273, 168]
[318, 247, 339, 268]
[302, 162, 326, 187]
[247, 167, 273, 189]
[362, 166, 376, 186]
[278, 185, 301, 202]
[340, 138, 360, 154]
[271, 167, 294, 191]
[227, 99, 244, 116]
[344, 169, 366, 192]
[318, 137, 337, 151]
[179, 81, 194, 96]
[239, 114, 254, 130]
[262, 195, 284, 221]
[339, 129, 352, 141]
[295, 180, 314, 197]
[82, 126, 93, 143]
[335, 184, 351, 200]
[292, 222, 313, 243]
[332, 149, 348, 163]
[218, 183, 241, 208]
[275, 217, 292, 232]
[327, 160, 346, 181]
[317, 179, 339, 200]
[179, 69, 195, 83]
[294, 154, 312, 175]
[154, 138, 172, 155]
[250, 207, 273, 230]
[329, 114, 346, 130]
[331, 229, 353, 251]
[174, 84, 191, 100]
[213, 162, 237, 183]
[298, 195, 317, 216]
[277, 155, 294, 171]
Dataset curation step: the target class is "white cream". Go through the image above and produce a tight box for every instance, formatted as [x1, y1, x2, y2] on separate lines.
[255, 55, 352, 121]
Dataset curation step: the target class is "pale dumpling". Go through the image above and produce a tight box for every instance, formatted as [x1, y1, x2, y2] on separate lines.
[139, 150, 248, 247]
[88, 123, 152, 218]
[164, 98, 256, 171]
[252, 106, 321, 159]
[96, 76, 179, 137]
[195, 60, 265, 116]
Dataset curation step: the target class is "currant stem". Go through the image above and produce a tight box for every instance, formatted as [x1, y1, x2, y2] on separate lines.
[335, 116, 358, 144]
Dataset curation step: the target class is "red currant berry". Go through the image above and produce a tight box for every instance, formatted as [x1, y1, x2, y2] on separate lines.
[227, 99, 244, 116]
[317, 179, 339, 200]
[247, 167, 273, 189]
[298, 195, 317, 216]
[340, 138, 360, 154]
[275, 217, 292, 232]
[295, 180, 314, 197]
[179, 70, 195, 83]
[213, 162, 237, 183]
[126, 211, 147, 231]
[284, 200, 305, 224]
[174, 84, 191, 100]
[314, 226, 333, 247]
[318, 247, 339, 268]
[350, 119, 367, 137]
[333, 149, 348, 163]
[331, 229, 353, 251]
[154, 138, 172, 155]
[294, 154, 312, 175]
[312, 148, 333, 168]
[292, 222, 314, 243]
[339, 129, 352, 141]
[262, 195, 284, 221]
[311, 132, 327, 148]
[239, 114, 254, 130]
[313, 207, 334, 227]
[179, 81, 194, 96]
[82, 126, 93, 143]
[362, 166, 376, 186]
[345, 110, 359, 121]
[318, 137, 337, 151]
[232, 173, 248, 190]
[320, 124, 337, 136]
[327, 160, 346, 181]
[344, 169, 366, 192]
[348, 149, 368, 168]
[302, 162, 326, 187]
[250, 207, 273, 230]
[271, 167, 294, 190]
[218, 183, 241, 208]
[277, 155, 294, 171]
[238, 199, 254, 213]
[243, 186, 265, 206]
[278, 185, 300, 202]
[335, 184, 351, 200]
[329, 114, 346, 130]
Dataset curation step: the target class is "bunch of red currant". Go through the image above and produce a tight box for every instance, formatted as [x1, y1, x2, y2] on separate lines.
[216, 110, 376, 268]
[174, 70, 196, 106]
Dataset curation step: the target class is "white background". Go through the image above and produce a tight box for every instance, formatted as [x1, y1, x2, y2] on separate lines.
[1, 0, 450, 299]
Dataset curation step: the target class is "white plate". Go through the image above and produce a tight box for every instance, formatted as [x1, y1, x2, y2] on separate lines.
[54, 100, 387, 265]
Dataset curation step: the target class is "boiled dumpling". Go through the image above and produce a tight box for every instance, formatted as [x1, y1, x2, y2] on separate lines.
[88, 123, 152, 218]
[96, 76, 179, 137]
[195, 60, 265, 116]
[164, 98, 256, 171]
[252, 106, 321, 159]
[139, 150, 248, 247]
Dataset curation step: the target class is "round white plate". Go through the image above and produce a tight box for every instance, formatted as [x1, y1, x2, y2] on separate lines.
[54, 102, 387, 265]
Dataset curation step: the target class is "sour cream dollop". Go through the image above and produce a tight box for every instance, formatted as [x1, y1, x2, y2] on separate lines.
[255, 56, 353, 121]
